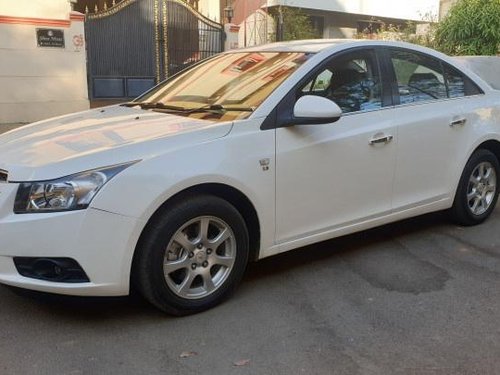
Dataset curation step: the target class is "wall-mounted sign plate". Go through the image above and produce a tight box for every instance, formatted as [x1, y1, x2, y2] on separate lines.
[36, 29, 65, 48]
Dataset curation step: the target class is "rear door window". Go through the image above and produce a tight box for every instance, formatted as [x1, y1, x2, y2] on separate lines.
[390, 50, 447, 104]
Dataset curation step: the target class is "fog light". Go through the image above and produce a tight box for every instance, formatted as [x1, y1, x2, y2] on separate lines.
[13, 257, 90, 283]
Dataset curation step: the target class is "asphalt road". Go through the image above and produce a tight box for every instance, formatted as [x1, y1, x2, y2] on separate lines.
[2, 206, 500, 375]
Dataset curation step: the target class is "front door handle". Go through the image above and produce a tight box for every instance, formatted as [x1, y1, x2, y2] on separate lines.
[450, 118, 467, 127]
[369, 134, 393, 145]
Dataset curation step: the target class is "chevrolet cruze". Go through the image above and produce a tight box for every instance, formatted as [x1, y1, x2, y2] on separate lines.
[1, 40, 499, 315]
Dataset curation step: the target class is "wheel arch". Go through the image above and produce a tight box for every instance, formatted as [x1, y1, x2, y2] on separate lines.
[131, 183, 261, 284]
[452, 138, 500, 200]
[474, 139, 500, 163]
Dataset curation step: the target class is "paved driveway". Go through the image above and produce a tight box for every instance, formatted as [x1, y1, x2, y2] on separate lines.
[1, 206, 500, 375]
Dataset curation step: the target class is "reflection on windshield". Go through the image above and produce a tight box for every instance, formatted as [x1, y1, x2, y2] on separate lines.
[137, 52, 313, 122]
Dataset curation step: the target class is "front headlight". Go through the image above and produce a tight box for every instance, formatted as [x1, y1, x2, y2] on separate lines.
[14, 162, 137, 214]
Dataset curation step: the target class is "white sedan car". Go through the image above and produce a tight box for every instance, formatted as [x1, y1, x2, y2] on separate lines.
[1, 40, 499, 315]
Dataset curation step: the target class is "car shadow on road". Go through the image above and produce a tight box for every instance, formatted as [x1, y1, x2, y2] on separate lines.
[1, 211, 451, 320]
[245, 211, 450, 280]
[2, 285, 166, 320]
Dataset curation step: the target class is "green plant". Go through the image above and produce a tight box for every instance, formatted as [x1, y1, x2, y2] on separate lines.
[270, 7, 319, 41]
[435, 0, 500, 55]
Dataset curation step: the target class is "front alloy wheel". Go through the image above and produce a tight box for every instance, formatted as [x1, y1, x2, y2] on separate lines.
[163, 216, 236, 299]
[134, 194, 249, 315]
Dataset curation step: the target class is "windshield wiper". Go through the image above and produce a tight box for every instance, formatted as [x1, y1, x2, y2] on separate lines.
[184, 104, 255, 114]
[122, 102, 255, 114]
[121, 102, 187, 111]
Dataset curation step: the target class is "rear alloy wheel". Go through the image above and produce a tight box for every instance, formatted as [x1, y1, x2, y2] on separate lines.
[134, 195, 249, 315]
[451, 149, 500, 226]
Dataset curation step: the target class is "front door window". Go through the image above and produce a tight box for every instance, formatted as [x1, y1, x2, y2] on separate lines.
[301, 52, 382, 113]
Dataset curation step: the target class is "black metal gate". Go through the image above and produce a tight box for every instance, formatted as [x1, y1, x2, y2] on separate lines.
[85, 0, 224, 100]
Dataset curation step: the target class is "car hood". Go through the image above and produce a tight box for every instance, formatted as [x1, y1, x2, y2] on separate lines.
[0, 105, 232, 181]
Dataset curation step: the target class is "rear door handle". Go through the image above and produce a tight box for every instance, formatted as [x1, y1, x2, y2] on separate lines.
[450, 118, 467, 127]
[369, 134, 393, 145]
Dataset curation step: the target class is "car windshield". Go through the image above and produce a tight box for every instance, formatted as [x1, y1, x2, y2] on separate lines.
[133, 51, 313, 122]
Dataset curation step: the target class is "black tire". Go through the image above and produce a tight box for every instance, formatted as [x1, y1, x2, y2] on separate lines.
[133, 194, 249, 316]
[451, 149, 500, 226]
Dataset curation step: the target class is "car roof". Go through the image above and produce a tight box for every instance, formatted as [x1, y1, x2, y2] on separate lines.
[226, 39, 494, 94]
[228, 39, 434, 54]
[232, 39, 357, 53]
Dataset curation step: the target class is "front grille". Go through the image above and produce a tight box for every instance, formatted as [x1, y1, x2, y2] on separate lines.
[0, 169, 7, 182]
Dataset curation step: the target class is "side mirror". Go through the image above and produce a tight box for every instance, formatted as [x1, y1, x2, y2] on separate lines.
[293, 95, 342, 125]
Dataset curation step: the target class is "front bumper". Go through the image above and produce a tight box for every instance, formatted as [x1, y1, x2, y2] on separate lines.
[0, 182, 142, 296]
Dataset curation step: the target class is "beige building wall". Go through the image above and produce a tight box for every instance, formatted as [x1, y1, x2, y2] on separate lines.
[0, 1, 70, 19]
[267, 0, 439, 22]
[0, 0, 89, 124]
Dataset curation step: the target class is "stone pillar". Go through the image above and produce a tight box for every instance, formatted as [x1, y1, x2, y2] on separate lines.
[224, 23, 240, 51]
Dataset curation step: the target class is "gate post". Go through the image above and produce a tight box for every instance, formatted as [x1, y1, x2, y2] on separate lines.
[224, 23, 240, 51]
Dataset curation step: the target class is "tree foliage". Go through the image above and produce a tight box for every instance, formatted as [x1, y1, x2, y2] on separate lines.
[369, 20, 437, 49]
[270, 7, 319, 41]
[435, 0, 500, 55]
[355, 13, 438, 50]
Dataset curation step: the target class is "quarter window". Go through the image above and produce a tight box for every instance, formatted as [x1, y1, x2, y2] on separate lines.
[304, 70, 333, 92]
